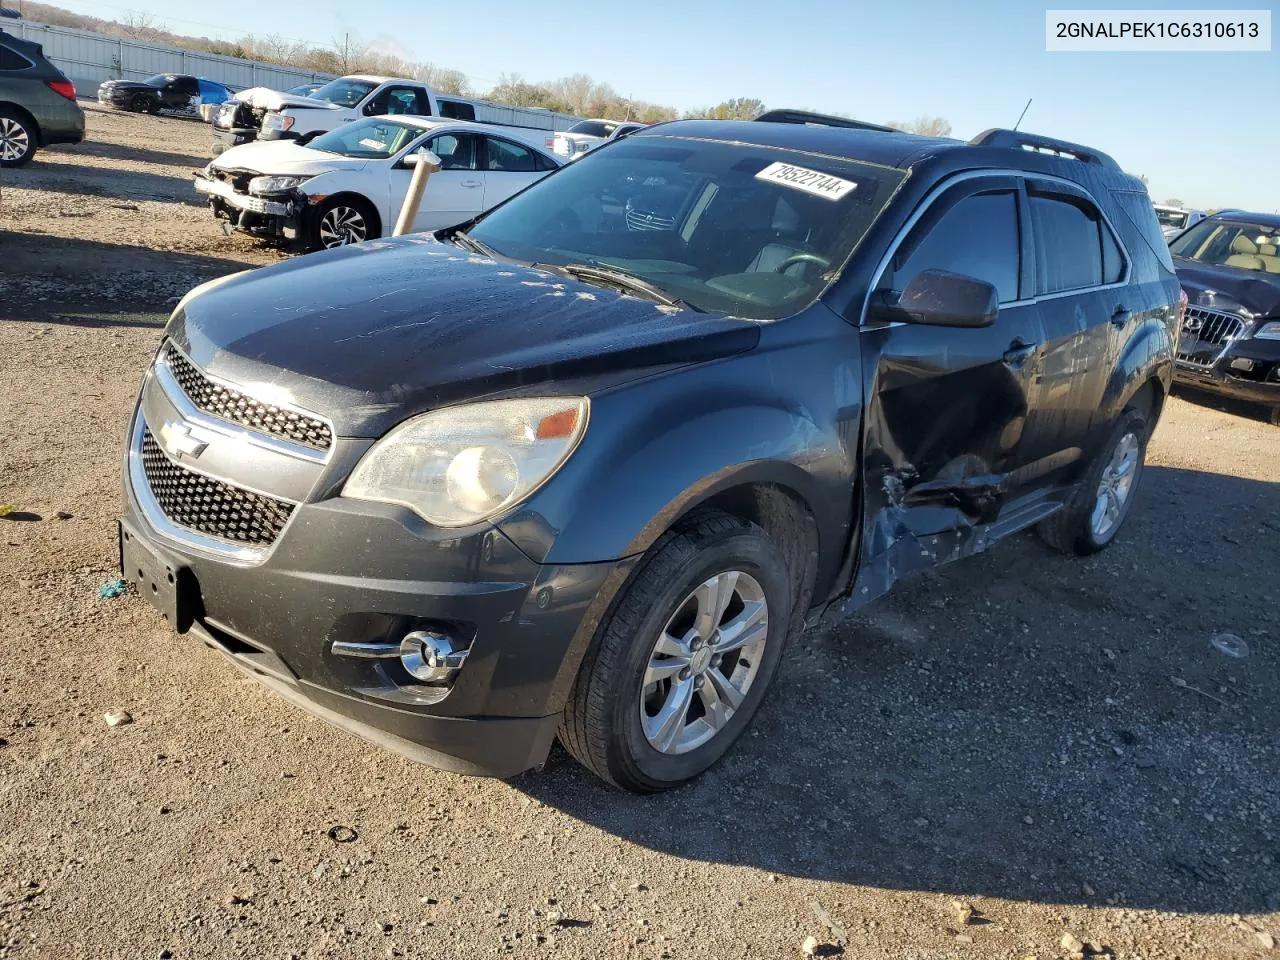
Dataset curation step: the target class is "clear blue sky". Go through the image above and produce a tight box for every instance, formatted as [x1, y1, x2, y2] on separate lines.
[48, 0, 1280, 211]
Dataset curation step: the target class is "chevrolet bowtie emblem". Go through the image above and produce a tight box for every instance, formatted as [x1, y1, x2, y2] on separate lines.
[157, 420, 209, 460]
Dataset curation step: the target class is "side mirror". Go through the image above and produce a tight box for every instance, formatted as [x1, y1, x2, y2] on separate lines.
[401, 149, 442, 171]
[871, 269, 998, 328]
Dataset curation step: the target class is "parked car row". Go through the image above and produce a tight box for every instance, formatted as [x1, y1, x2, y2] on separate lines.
[97, 73, 234, 116]
[552, 118, 646, 159]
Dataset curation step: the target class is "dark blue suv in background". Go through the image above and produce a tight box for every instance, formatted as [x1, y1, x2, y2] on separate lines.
[119, 114, 1181, 791]
[0, 28, 83, 167]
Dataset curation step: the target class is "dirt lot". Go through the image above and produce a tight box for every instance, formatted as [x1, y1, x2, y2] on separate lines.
[1, 104, 1278, 960]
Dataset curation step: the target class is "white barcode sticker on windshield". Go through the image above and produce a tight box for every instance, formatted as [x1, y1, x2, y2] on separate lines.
[755, 162, 857, 201]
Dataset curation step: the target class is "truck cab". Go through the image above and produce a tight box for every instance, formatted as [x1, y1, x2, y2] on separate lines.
[212, 75, 441, 155]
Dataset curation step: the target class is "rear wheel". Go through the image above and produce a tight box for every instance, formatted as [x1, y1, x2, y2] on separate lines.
[559, 511, 793, 792]
[310, 196, 377, 250]
[128, 93, 151, 113]
[0, 110, 36, 168]
[1038, 407, 1149, 555]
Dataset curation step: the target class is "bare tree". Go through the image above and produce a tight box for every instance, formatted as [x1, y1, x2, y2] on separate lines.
[1163, 197, 1185, 208]
[888, 116, 952, 137]
[333, 32, 357, 75]
[120, 11, 163, 41]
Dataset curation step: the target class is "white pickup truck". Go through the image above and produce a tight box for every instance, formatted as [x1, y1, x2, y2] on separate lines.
[211, 74, 576, 157]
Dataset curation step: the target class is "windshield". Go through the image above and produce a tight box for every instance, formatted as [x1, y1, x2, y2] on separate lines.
[1170, 219, 1280, 273]
[286, 83, 319, 96]
[1156, 209, 1188, 230]
[307, 77, 376, 107]
[468, 136, 906, 320]
[568, 120, 619, 138]
[142, 74, 172, 86]
[306, 117, 422, 159]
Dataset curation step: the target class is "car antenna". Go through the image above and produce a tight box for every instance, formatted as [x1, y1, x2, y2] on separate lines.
[1012, 98, 1032, 131]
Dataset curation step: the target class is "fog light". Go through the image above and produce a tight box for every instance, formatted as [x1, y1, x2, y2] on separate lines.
[399, 630, 469, 682]
[1230, 358, 1256, 372]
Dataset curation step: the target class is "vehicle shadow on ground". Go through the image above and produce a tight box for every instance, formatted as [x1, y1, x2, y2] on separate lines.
[11, 161, 199, 205]
[515, 465, 1280, 917]
[1, 235, 270, 322]
[1172, 384, 1277, 426]
[51, 139, 207, 169]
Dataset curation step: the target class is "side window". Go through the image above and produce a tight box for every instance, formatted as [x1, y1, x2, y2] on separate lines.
[383, 87, 422, 116]
[1028, 190, 1124, 294]
[363, 89, 388, 115]
[1101, 222, 1124, 283]
[173, 76, 198, 96]
[532, 150, 559, 172]
[886, 190, 1021, 303]
[484, 137, 537, 173]
[0, 44, 29, 71]
[438, 99, 474, 121]
[427, 133, 476, 171]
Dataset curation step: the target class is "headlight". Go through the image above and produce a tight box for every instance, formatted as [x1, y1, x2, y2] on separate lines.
[343, 398, 589, 527]
[1254, 321, 1280, 340]
[264, 113, 294, 131]
[248, 175, 307, 195]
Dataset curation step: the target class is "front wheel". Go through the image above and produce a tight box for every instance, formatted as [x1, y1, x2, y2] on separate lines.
[309, 196, 377, 250]
[1038, 407, 1149, 555]
[559, 511, 794, 792]
[128, 93, 151, 113]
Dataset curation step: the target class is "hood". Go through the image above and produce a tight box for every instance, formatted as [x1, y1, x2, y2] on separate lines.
[99, 80, 157, 91]
[232, 85, 340, 112]
[172, 237, 760, 437]
[1174, 259, 1280, 319]
[209, 138, 366, 177]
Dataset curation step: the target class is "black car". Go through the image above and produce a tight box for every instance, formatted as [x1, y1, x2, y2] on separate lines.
[97, 73, 232, 115]
[0, 28, 83, 167]
[118, 116, 1180, 791]
[1169, 211, 1280, 423]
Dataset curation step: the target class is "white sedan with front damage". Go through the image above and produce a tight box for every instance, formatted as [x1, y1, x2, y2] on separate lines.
[194, 116, 563, 251]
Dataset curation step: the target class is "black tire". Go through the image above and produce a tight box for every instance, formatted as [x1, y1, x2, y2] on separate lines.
[1269, 406, 1280, 427]
[128, 93, 151, 113]
[308, 196, 378, 251]
[0, 108, 37, 168]
[1038, 407, 1149, 555]
[559, 511, 794, 792]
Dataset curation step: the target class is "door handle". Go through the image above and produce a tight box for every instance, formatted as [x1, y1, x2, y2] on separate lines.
[1111, 304, 1131, 326]
[1002, 340, 1038, 367]
[460, 179, 482, 188]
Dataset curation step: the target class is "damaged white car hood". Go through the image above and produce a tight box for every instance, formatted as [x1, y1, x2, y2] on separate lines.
[231, 86, 341, 113]
[210, 140, 369, 178]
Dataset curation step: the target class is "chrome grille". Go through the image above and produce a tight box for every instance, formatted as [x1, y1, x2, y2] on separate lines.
[626, 208, 677, 232]
[1177, 307, 1247, 368]
[162, 345, 332, 451]
[140, 428, 294, 546]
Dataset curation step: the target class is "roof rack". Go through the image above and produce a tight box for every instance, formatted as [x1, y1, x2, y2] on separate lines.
[754, 109, 897, 133]
[969, 129, 1119, 169]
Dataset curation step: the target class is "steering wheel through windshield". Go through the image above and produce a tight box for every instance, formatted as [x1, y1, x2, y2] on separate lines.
[773, 252, 831, 274]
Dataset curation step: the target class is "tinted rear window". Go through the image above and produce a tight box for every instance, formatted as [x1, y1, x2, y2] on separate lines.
[0, 42, 31, 71]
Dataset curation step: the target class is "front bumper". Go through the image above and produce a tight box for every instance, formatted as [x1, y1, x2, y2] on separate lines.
[195, 177, 304, 243]
[1174, 334, 1280, 407]
[119, 361, 627, 777]
[211, 125, 257, 156]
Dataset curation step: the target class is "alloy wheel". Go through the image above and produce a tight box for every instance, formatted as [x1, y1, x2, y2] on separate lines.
[0, 118, 30, 162]
[1090, 431, 1140, 540]
[639, 570, 769, 755]
[318, 205, 368, 248]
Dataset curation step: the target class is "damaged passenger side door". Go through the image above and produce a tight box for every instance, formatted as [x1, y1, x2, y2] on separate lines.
[855, 175, 1044, 596]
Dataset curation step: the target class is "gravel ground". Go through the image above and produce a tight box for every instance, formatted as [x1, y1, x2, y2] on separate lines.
[1, 103, 1278, 960]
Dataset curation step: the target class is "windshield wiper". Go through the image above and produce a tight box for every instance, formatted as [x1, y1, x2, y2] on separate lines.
[450, 232, 498, 258]
[554, 263, 704, 312]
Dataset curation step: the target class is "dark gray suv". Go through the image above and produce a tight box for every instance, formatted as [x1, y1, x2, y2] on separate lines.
[0, 29, 84, 167]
